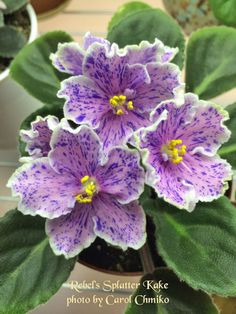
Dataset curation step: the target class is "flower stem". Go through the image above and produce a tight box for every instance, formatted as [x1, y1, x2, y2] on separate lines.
[139, 241, 155, 274]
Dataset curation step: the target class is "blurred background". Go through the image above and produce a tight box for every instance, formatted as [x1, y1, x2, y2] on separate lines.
[0, 1, 236, 313]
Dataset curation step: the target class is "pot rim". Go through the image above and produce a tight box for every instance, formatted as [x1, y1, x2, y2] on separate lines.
[0, 4, 38, 82]
[33, 0, 71, 20]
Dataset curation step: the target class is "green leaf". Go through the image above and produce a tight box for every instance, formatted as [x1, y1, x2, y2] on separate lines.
[125, 268, 219, 314]
[0, 26, 26, 58]
[108, 1, 152, 32]
[186, 26, 236, 99]
[107, 8, 185, 69]
[0, 11, 4, 27]
[10, 31, 73, 107]
[18, 105, 64, 157]
[209, 0, 236, 27]
[143, 196, 236, 296]
[219, 103, 236, 168]
[0, 209, 76, 314]
[3, 0, 28, 14]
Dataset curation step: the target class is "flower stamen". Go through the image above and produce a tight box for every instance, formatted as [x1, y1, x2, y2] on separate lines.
[161, 139, 187, 164]
[75, 175, 97, 203]
[109, 95, 134, 115]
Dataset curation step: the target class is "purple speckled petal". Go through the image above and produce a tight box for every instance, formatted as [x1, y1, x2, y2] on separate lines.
[134, 62, 183, 113]
[138, 93, 232, 211]
[59, 75, 108, 127]
[49, 124, 103, 178]
[50, 42, 85, 75]
[123, 63, 150, 91]
[83, 32, 110, 50]
[83, 43, 130, 95]
[146, 158, 198, 211]
[7, 158, 78, 218]
[93, 194, 146, 250]
[95, 112, 131, 152]
[46, 202, 96, 258]
[183, 153, 232, 202]
[151, 93, 231, 156]
[176, 94, 231, 156]
[96, 106, 151, 153]
[145, 151, 232, 210]
[96, 147, 145, 203]
[20, 115, 59, 159]
[124, 38, 178, 65]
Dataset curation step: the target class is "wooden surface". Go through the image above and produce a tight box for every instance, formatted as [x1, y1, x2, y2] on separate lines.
[39, 0, 165, 42]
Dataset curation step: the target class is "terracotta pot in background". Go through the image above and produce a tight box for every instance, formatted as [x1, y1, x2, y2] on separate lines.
[30, 0, 71, 18]
[163, 0, 218, 35]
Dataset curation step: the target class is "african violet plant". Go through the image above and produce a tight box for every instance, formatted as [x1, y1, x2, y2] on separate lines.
[1, 1, 236, 313]
[0, 0, 29, 73]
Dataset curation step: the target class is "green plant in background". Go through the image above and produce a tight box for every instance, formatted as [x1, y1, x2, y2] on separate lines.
[163, 0, 236, 35]
[0, 1, 236, 314]
[0, 0, 29, 71]
[209, 0, 236, 27]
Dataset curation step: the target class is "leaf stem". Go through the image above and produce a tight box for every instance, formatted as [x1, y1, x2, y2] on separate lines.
[139, 241, 155, 274]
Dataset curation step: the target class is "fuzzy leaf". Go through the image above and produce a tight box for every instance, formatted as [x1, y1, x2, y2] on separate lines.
[209, 0, 236, 27]
[10, 31, 73, 107]
[0, 26, 26, 58]
[126, 268, 219, 314]
[0, 209, 76, 314]
[108, 1, 152, 32]
[143, 196, 236, 296]
[3, 0, 28, 14]
[107, 8, 185, 69]
[219, 103, 236, 168]
[186, 26, 236, 99]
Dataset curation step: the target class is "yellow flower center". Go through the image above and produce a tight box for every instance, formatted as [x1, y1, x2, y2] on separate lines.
[161, 139, 187, 164]
[109, 94, 134, 115]
[75, 175, 97, 203]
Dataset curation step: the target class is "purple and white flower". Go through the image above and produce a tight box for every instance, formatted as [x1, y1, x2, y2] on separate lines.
[135, 93, 232, 211]
[57, 36, 183, 153]
[50, 32, 178, 76]
[8, 124, 146, 258]
[20, 115, 59, 161]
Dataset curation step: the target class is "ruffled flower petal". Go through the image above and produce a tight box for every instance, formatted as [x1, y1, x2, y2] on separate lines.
[151, 93, 231, 156]
[50, 42, 85, 75]
[7, 158, 78, 218]
[46, 202, 96, 259]
[20, 115, 59, 161]
[57, 37, 183, 153]
[134, 62, 184, 112]
[184, 153, 232, 203]
[122, 63, 150, 91]
[83, 32, 110, 50]
[95, 105, 151, 153]
[83, 43, 131, 95]
[59, 75, 108, 127]
[137, 93, 232, 211]
[96, 147, 145, 204]
[92, 194, 146, 250]
[49, 124, 103, 178]
[123, 38, 178, 65]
